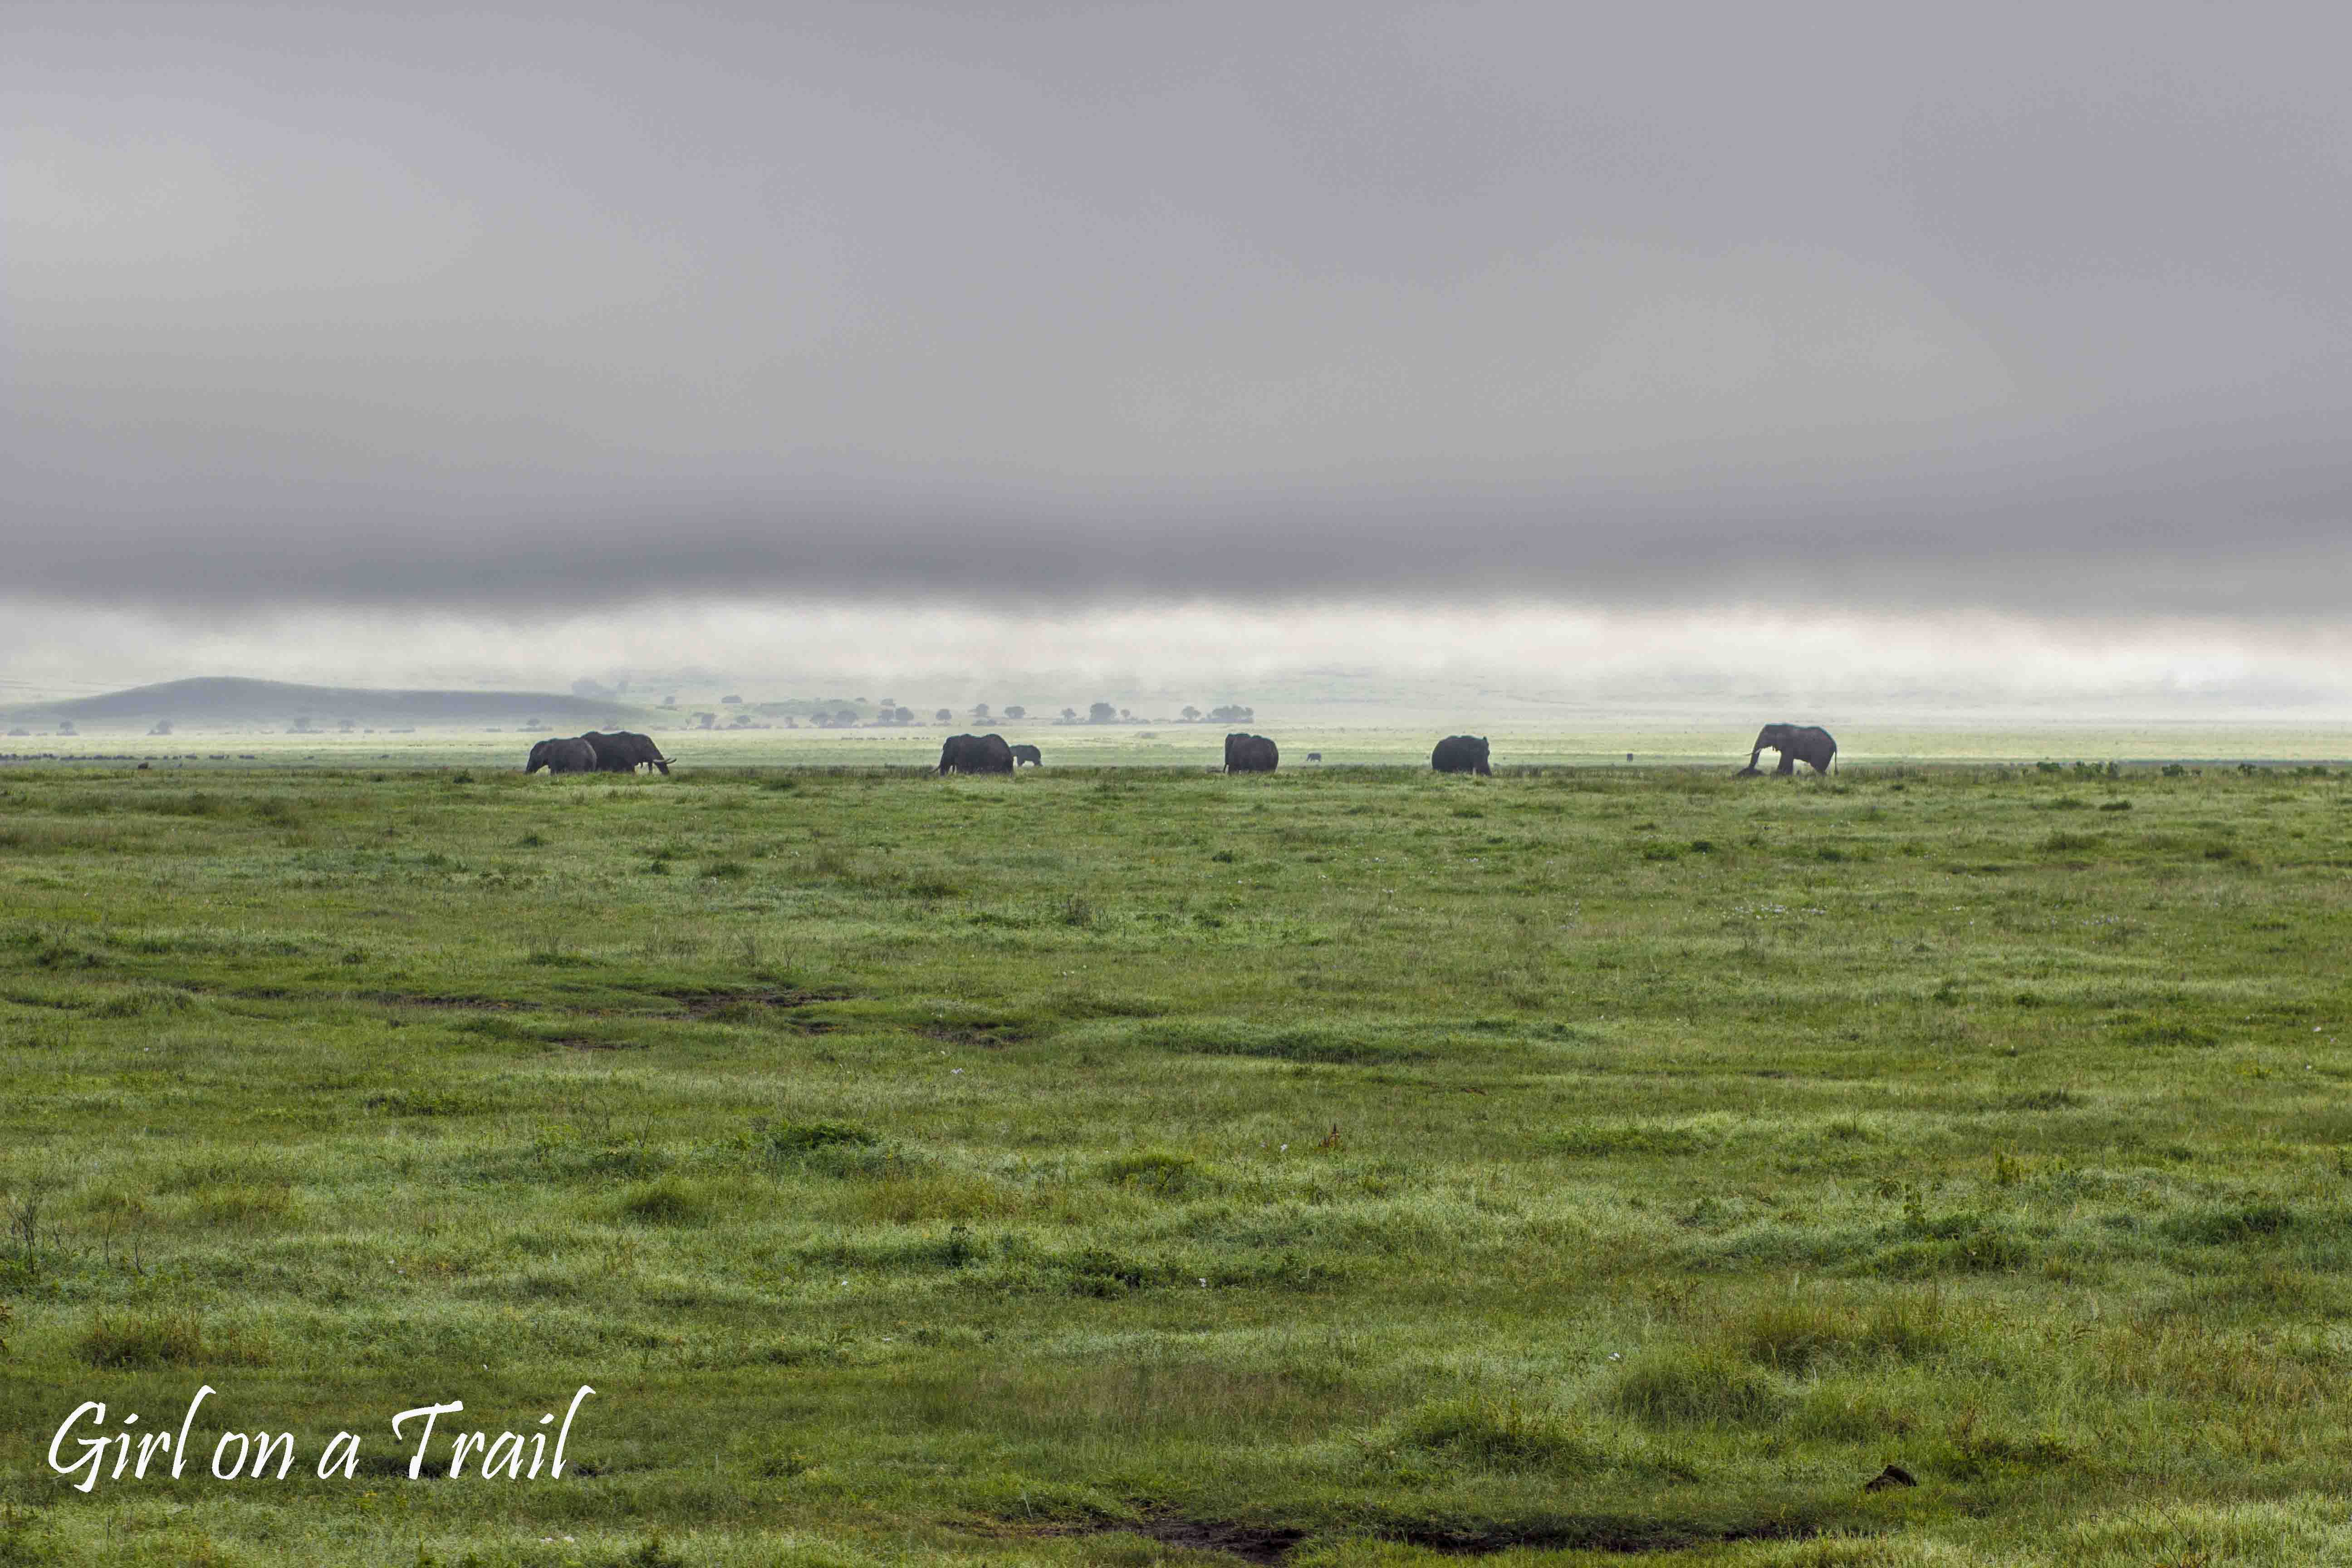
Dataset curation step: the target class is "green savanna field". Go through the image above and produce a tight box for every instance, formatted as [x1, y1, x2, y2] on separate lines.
[4, 753, 2352, 1565]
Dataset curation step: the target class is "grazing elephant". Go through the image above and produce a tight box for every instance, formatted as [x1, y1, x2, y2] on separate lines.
[1009, 744, 1042, 767]
[525, 736, 599, 775]
[1224, 733, 1279, 774]
[581, 731, 675, 774]
[1743, 723, 1837, 776]
[937, 733, 1014, 775]
[1431, 735, 1492, 775]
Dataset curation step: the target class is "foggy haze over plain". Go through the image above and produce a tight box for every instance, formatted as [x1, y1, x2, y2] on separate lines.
[7, 2, 2350, 714]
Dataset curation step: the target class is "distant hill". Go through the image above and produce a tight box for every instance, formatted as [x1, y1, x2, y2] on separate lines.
[0, 678, 663, 733]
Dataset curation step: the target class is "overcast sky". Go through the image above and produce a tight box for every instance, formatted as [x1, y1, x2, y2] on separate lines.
[7, 2, 2350, 706]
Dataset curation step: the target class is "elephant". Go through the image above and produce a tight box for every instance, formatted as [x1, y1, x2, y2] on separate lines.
[1224, 733, 1279, 774]
[1431, 735, 1492, 775]
[525, 736, 599, 775]
[938, 733, 1014, 774]
[581, 731, 675, 774]
[1009, 744, 1042, 767]
[1742, 723, 1837, 776]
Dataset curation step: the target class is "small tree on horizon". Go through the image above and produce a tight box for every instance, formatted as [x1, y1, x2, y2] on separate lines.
[1004, 705, 1025, 720]
[935, 708, 953, 723]
[1180, 706, 1200, 722]
[1088, 701, 1116, 724]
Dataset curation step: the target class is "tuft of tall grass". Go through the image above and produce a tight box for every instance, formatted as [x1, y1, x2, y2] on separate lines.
[1396, 1395, 1614, 1473]
[619, 1176, 710, 1225]
[1605, 1344, 1786, 1426]
[74, 1310, 266, 1369]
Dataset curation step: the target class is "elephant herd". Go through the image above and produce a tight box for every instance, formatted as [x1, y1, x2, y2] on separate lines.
[527, 724, 1839, 779]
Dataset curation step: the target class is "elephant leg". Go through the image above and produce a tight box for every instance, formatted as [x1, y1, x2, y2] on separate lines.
[1776, 754, 1795, 775]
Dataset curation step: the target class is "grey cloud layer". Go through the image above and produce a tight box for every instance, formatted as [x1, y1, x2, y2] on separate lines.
[8, 1, 2350, 615]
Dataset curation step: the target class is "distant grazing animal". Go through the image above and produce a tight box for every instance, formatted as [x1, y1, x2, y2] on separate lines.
[1306, 752, 1322, 762]
[581, 730, 675, 774]
[1431, 735, 1492, 776]
[937, 733, 1014, 775]
[1224, 733, 1279, 774]
[1742, 723, 1836, 776]
[1009, 744, 1042, 767]
[525, 736, 599, 775]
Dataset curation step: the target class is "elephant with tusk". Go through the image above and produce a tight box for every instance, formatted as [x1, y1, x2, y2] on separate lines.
[581, 731, 676, 774]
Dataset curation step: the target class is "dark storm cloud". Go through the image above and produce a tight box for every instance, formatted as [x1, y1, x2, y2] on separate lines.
[7, 1, 2351, 618]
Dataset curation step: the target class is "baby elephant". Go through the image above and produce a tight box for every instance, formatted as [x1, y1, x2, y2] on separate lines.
[525, 737, 599, 775]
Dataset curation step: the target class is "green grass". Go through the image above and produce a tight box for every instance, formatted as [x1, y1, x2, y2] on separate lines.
[1, 760, 2350, 1564]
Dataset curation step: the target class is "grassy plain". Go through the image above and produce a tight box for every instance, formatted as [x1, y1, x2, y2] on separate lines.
[2, 757, 2351, 1566]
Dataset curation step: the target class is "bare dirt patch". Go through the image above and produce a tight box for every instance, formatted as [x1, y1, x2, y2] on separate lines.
[985, 1506, 1844, 1562]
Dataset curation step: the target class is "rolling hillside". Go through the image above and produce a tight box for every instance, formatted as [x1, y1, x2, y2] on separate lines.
[0, 677, 661, 733]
